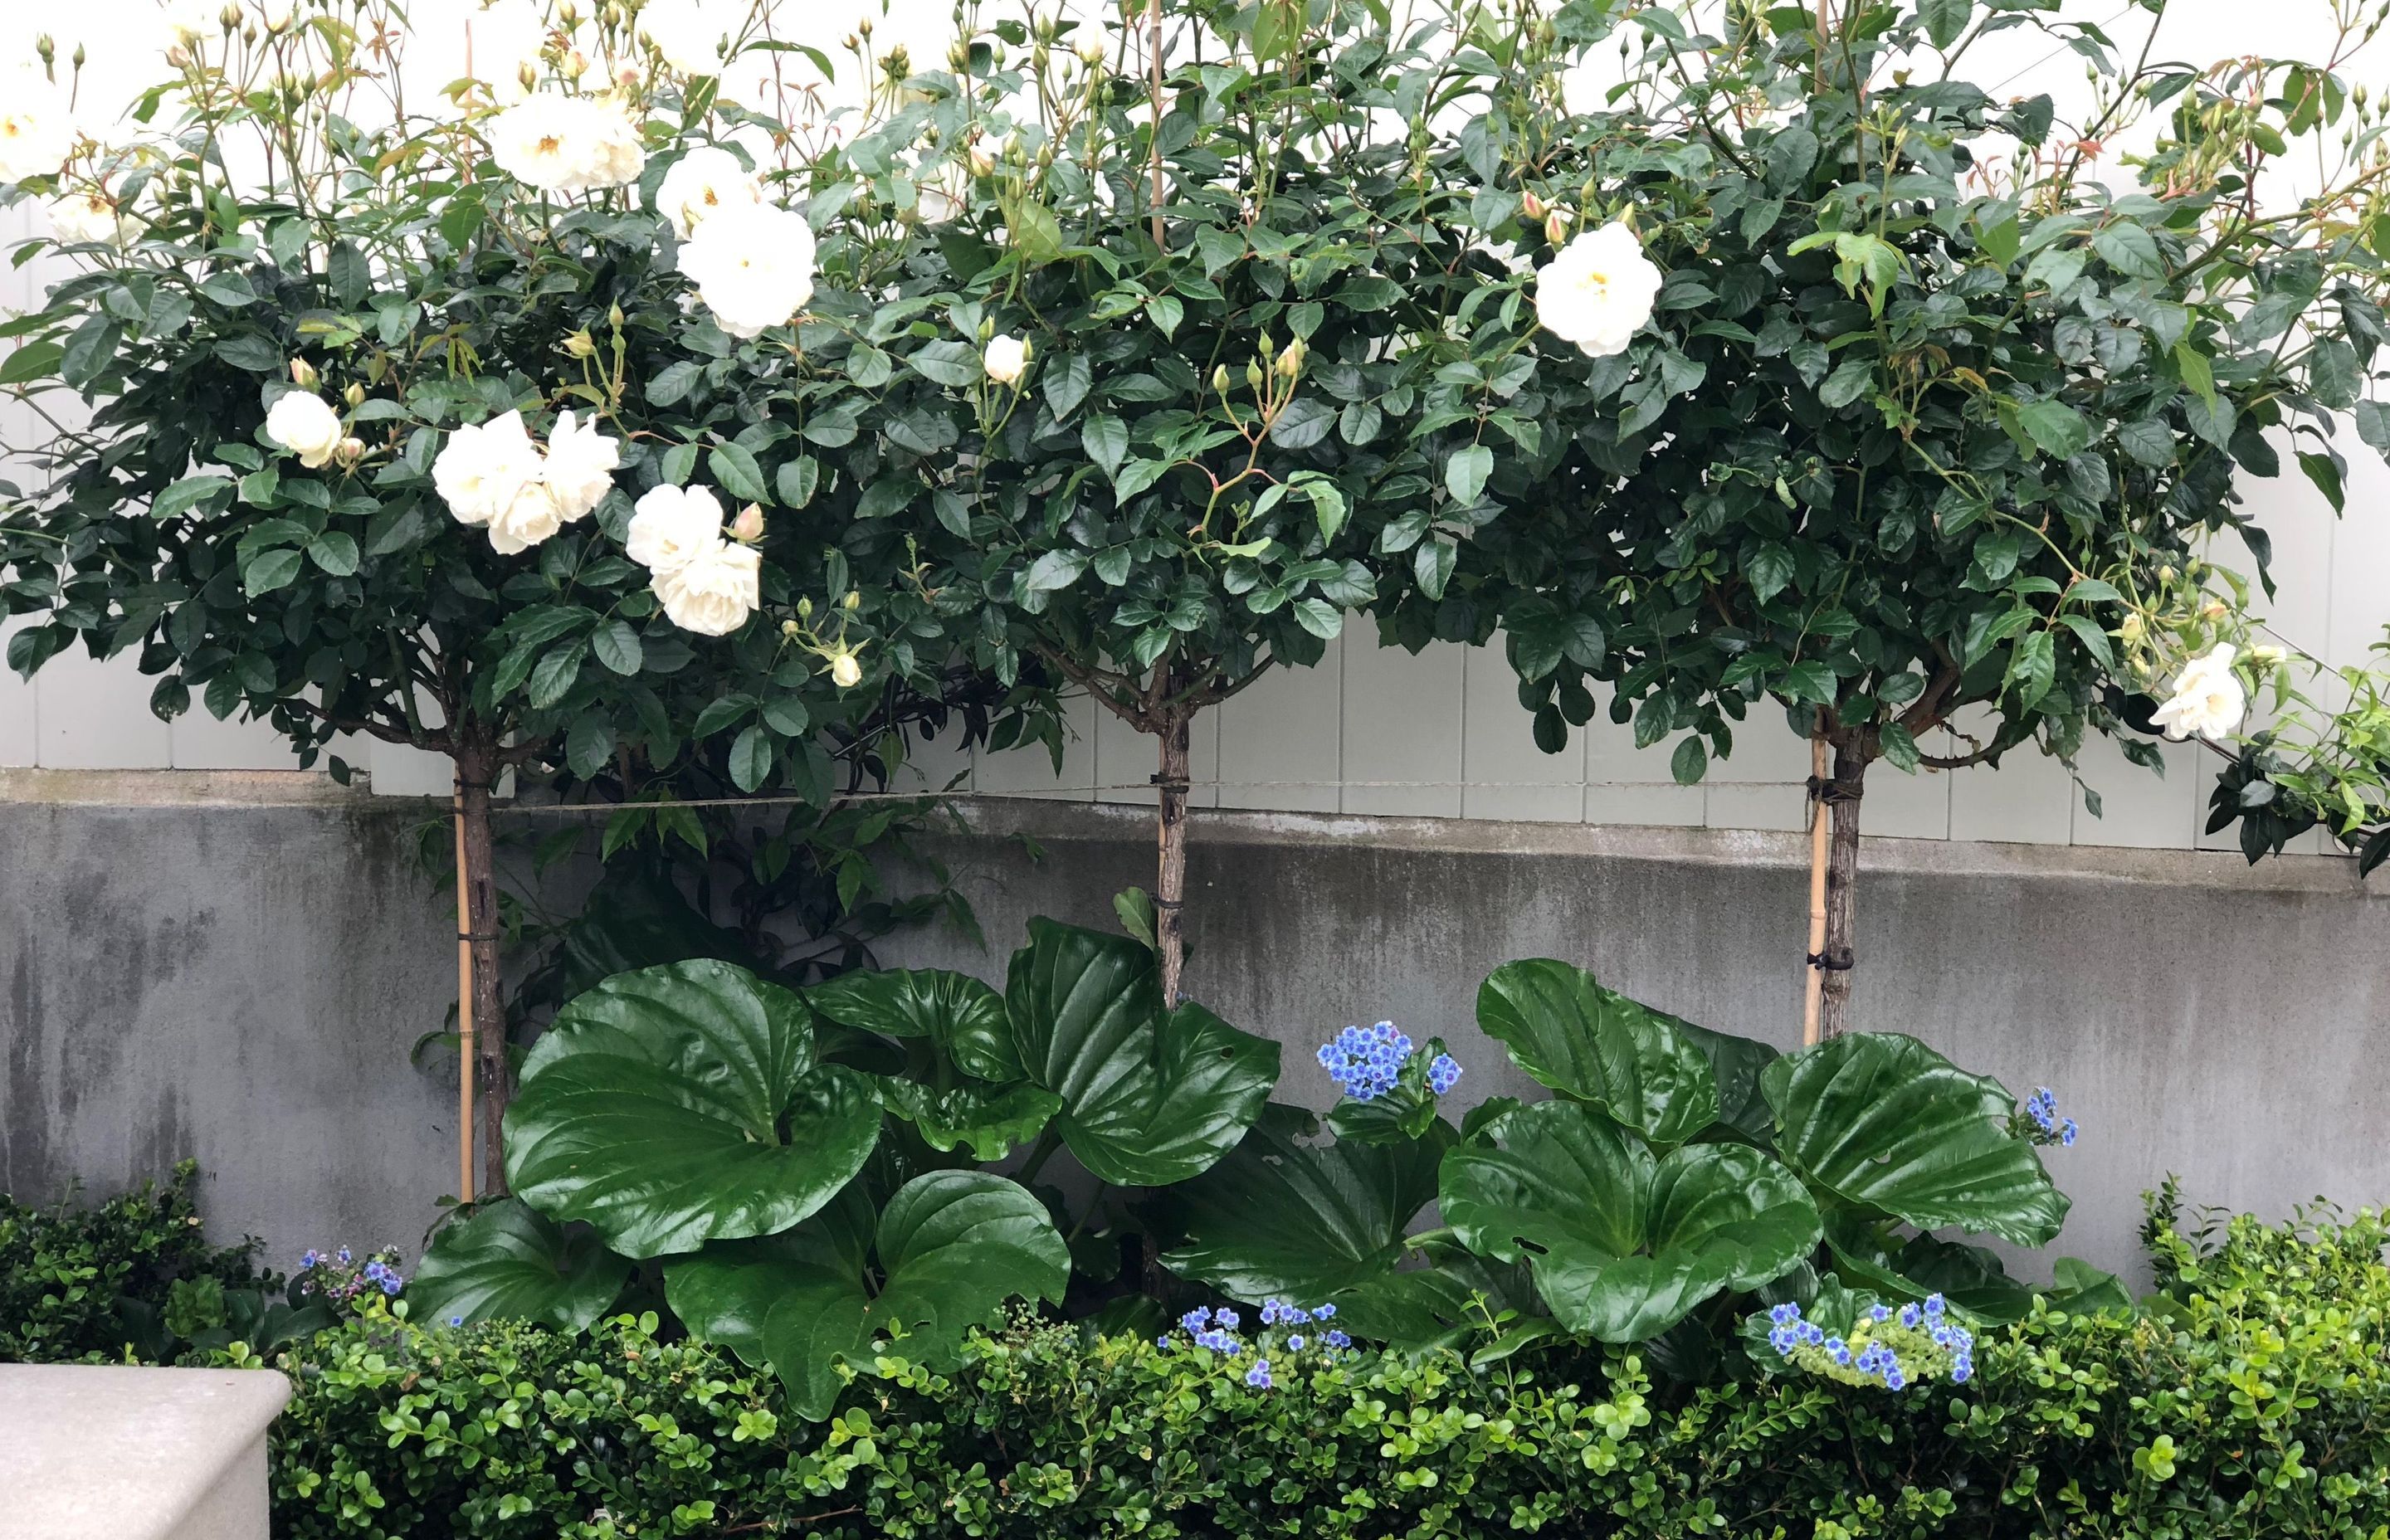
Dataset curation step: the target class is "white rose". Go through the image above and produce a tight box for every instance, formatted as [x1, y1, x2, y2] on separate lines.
[47, 190, 137, 247]
[625, 482, 724, 572]
[491, 94, 646, 193]
[0, 105, 71, 185]
[656, 144, 761, 237]
[679, 202, 816, 339]
[651, 538, 760, 635]
[541, 409, 621, 520]
[983, 333, 1030, 385]
[830, 651, 862, 688]
[2149, 642, 2247, 743]
[265, 392, 347, 469]
[1534, 221, 1664, 358]
[639, 0, 731, 75]
[485, 482, 566, 553]
[432, 410, 545, 527]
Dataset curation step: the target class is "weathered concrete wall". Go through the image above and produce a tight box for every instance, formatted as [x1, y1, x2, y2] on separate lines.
[5, 773, 2386, 1290]
[1, 771, 456, 1268]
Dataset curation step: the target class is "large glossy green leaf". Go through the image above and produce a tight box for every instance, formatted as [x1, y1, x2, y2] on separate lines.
[1440, 1100, 1819, 1342]
[1006, 920, 1279, 1186]
[1476, 960, 1719, 1146]
[1326, 1243, 1536, 1348]
[504, 961, 883, 1258]
[1160, 1104, 1445, 1303]
[665, 1170, 1070, 1419]
[405, 1200, 632, 1332]
[1763, 1032, 2069, 1245]
[1674, 1020, 1781, 1146]
[808, 967, 1021, 1082]
[878, 1078, 1063, 1161]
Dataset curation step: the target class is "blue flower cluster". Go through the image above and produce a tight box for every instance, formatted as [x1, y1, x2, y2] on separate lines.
[2022, 1087, 2079, 1147]
[1168, 1299, 1350, 1389]
[1764, 1295, 1973, 1389]
[295, 1243, 404, 1309]
[1427, 1053, 1463, 1094]
[1318, 1022, 1413, 1101]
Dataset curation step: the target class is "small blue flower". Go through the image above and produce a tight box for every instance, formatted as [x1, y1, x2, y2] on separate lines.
[1830, 1343, 1851, 1367]
[450, 1315, 465, 1328]
[1768, 1326, 1797, 1355]
[1213, 1307, 1240, 1331]
[1180, 1307, 1212, 1333]
[336, 1245, 353, 1265]
[1768, 1303, 1801, 1325]
[1870, 1304, 1893, 1323]
[1800, 1321, 1825, 1344]
[1324, 1329, 1351, 1349]
[1898, 1303, 1920, 1328]
[1885, 1367, 1906, 1390]
[1245, 1360, 1273, 1389]
[1923, 1294, 1945, 1318]
[1287, 1333, 1306, 1351]
[1951, 1362, 1973, 1384]
[300, 1250, 319, 1271]
[1427, 1054, 1463, 1095]
[2061, 1118, 2079, 1147]
[1313, 1303, 1336, 1320]
[381, 1276, 402, 1295]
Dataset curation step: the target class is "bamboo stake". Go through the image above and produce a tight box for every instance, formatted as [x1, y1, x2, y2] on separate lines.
[1801, 734, 1829, 1047]
[452, 779, 476, 1203]
[1147, 0, 1166, 245]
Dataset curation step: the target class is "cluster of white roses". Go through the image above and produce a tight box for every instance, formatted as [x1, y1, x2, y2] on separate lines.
[490, 93, 648, 194]
[660, 146, 817, 339]
[1534, 220, 1665, 358]
[432, 409, 623, 554]
[2151, 642, 2248, 743]
[624, 484, 761, 636]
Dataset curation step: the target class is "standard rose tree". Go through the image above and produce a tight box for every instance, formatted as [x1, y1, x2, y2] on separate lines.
[1381, 0, 2390, 1033]
[839, 4, 1545, 998]
[0, 1, 929, 1186]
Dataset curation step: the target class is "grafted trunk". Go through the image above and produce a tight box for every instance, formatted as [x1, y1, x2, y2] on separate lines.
[1816, 739, 1867, 1039]
[455, 736, 510, 1196]
[1154, 708, 1192, 1004]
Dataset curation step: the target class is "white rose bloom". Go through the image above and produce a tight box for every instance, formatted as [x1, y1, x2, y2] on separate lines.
[679, 202, 816, 339]
[541, 409, 622, 520]
[47, 191, 137, 247]
[491, 94, 646, 193]
[983, 333, 1030, 384]
[2149, 642, 2247, 743]
[626, 483, 725, 572]
[487, 480, 567, 554]
[265, 392, 347, 469]
[656, 144, 762, 237]
[639, 0, 732, 75]
[433, 410, 545, 527]
[0, 105, 71, 185]
[1534, 221, 1665, 358]
[830, 652, 862, 688]
[651, 538, 760, 635]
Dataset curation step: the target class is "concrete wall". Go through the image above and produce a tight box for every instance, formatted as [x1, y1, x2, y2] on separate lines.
[7, 772, 2382, 1290]
[0, 772, 456, 1265]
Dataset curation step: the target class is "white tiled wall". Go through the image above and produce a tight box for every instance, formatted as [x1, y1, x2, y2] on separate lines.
[4, 2, 2385, 853]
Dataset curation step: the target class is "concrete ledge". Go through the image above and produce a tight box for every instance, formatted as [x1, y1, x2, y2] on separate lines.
[945, 794, 2381, 898]
[0, 1364, 293, 1540]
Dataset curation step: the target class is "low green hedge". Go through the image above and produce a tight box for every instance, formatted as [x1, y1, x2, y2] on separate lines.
[251, 1201, 2390, 1540]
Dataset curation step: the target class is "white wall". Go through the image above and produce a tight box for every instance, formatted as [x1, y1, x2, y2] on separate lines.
[2, 0, 2377, 847]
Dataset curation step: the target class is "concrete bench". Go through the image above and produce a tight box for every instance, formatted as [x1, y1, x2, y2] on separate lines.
[0, 1363, 292, 1540]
